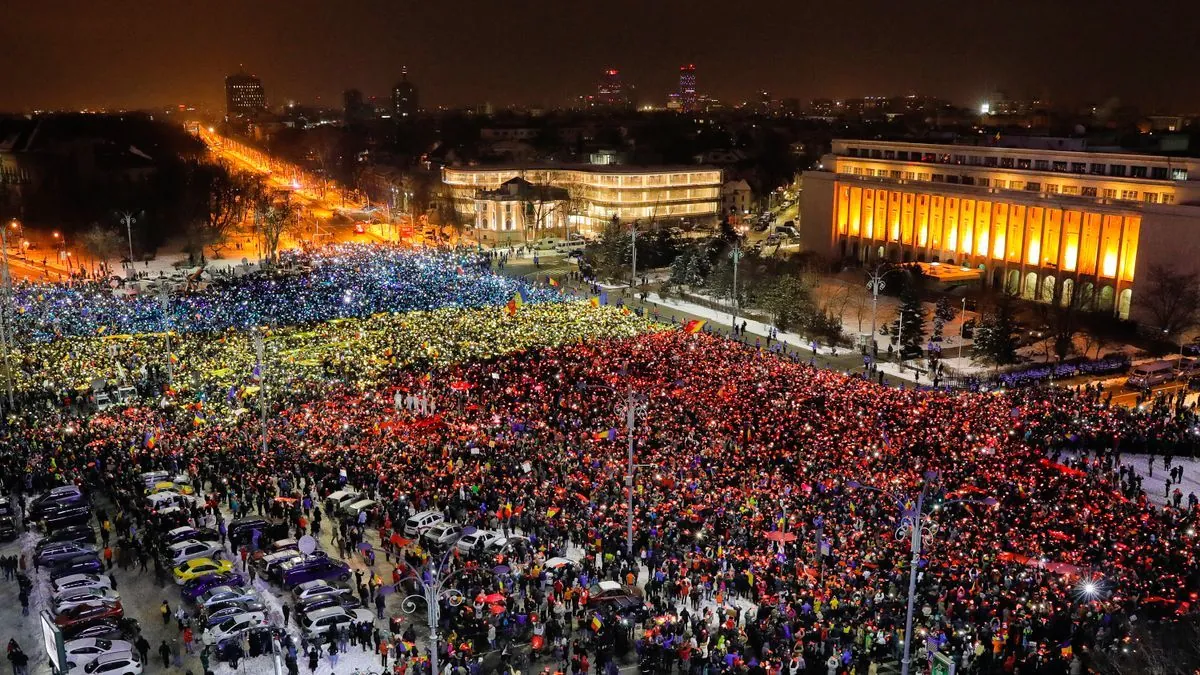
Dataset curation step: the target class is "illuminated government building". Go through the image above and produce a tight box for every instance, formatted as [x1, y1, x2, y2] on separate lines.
[442, 165, 722, 237]
[801, 138, 1200, 320]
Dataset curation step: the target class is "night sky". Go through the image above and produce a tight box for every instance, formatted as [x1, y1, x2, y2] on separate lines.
[3, 0, 1199, 113]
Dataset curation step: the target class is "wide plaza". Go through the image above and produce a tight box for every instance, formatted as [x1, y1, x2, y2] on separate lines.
[1, 243, 1198, 675]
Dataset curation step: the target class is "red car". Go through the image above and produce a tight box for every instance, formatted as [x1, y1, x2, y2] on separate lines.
[55, 600, 123, 628]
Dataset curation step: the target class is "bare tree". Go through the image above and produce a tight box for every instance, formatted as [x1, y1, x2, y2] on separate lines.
[188, 164, 246, 259]
[254, 194, 296, 264]
[1141, 264, 1200, 335]
[81, 223, 123, 273]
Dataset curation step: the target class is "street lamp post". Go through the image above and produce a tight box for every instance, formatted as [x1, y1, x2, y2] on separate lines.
[396, 531, 477, 675]
[252, 329, 268, 455]
[0, 222, 16, 411]
[619, 389, 649, 554]
[118, 212, 137, 276]
[630, 220, 638, 289]
[847, 474, 996, 675]
[730, 240, 743, 334]
[158, 287, 174, 388]
[580, 382, 648, 555]
[958, 298, 968, 361]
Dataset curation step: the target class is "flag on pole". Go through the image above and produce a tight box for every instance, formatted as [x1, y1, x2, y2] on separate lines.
[549, 277, 559, 287]
[589, 297, 600, 308]
[683, 319, 706, 334]
[591, 616, 602, 632]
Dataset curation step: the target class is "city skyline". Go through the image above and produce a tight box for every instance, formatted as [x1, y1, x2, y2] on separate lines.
[3, 0, 1200, 113]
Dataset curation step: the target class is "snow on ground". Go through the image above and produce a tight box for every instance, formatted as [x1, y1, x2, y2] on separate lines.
[1058, 451, 1200, 508]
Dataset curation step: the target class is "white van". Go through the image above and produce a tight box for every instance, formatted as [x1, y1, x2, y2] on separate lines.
[146, 491, 190, 512]
[326, 490, 361, 513]
[1127, 360, 1175, 389]
[403, 510, 444, 537]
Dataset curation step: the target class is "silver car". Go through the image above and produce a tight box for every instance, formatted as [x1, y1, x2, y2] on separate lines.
[54, 587, 120, 609]
[37, 542, 98, 567]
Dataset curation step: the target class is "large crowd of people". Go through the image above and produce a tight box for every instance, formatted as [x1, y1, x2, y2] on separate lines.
[3, 243, 1200, 675]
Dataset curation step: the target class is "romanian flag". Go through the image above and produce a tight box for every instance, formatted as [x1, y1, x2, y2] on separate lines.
[683, 319, 706, 334]
[589, 297, 600, 308]
[168, 353, 179, 365]
[591, 616, 602, 632]
[505, 292, 524, 316]
[549, 277, 559, 287]
[144, 429, 157, 449]
[547, 507, 560, 519]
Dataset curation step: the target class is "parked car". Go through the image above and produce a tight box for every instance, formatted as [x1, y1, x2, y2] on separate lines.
[204, 601, 266, 627]
[181, 573, 244, 602]
[295, 593, 361, 617]
[342, 499, 378, 520]
[586, 581, 643, 608]
[421, 522, 463, 548]
[61, 619, 133, 642]
[250, 538, 300, 563]
[214, 627, 283, 662]
[324, 490, 361, 513]
[72, 650, 142, 675]
[198, 586, 258, 609]
[228, 518, 273, 549]
[31, 486, 85, 518]
[208, 612, 269, 642]
[50, 556, 104, 581]
[139, 471, 170, 489]
[55, 601, 124, 629]
[0, 515, 17, 540]
[263, 550, 328, 580]
[40, 525, 97, 547]
[43, 504, 93, 530]
[54, 588, 121, 612]
[37, 542, 99, 567]
[403, 510, 444, 537]
[484, 535, 530, 560]
[298, 607, 376, 642]
[1127, 360, 1176, 389]
[291, 580, 350, 603]
[174, 558, 233, 584]
[164, 526, 220, 546]
[62, 639, 133, 668]
[455, 529, 501, 555]
[53, 574, 114, 597]
[281, 558, 351, 589]
[168, 540, 223, 566]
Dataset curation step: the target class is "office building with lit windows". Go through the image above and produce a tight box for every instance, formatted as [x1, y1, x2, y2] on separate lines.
[800, 138, 1200, 320]
[224, 72, 266, 117]
[443, 164, 723, 234]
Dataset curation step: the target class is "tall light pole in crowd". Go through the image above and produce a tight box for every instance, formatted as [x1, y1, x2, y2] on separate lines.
[397, 530, 475, 675]
[158, 286, 174, 388]
[118, 211, 137, 275]
[629, 219, 638, 289]
[253, 328, 268, 455]
[730, 238, 743, 333]
[580, 381, 648, 555]
[619, 388, 649, 554]
[847, 473, 996, 675]
[0, 222, 16, 411]
[958, 297, 968, 361]
[866, 264, 913, 359]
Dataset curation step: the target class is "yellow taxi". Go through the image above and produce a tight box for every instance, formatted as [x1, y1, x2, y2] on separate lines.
[173, 557, 233, 584]
[152, 480, 195, 496]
